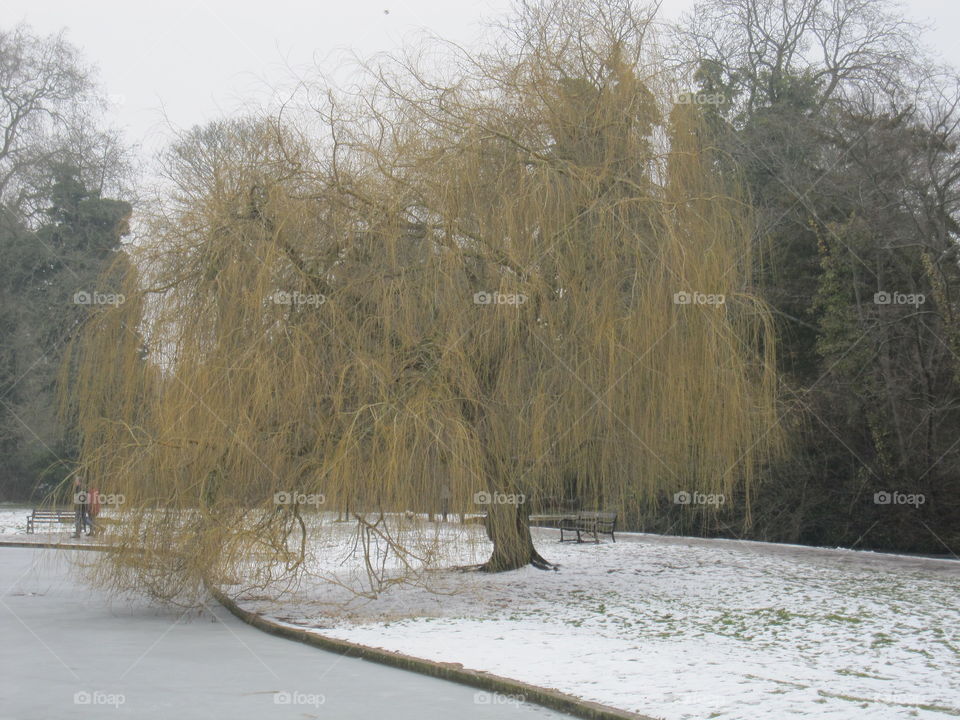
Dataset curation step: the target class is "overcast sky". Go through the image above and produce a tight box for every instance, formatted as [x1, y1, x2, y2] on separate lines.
[5, 0, 960, 160]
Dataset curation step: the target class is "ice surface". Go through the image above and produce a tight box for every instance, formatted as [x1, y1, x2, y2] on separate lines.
[0, 546, 571, 719]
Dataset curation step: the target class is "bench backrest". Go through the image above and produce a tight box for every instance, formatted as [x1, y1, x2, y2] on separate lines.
[577, 511, 616, 519]
[595, 513, 616, 530]
[577, 511, 617, 532]
[577, 511, 617, 530]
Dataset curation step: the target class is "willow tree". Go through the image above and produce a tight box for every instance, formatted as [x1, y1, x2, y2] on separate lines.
[65, 0, 780, 601]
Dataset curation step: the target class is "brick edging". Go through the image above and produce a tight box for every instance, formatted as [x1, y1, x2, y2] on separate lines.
[0, 539, 658, 720]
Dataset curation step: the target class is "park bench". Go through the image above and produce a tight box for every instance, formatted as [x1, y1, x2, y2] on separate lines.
[559, 511, 617, 544]
[26, 508, 75, 534]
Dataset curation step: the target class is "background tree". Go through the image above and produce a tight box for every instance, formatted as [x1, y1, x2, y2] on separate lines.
[672, 0, 960, 552]
[0, 24, 132, 501]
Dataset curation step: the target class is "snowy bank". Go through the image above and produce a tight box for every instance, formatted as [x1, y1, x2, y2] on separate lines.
[236, 528, 960, 720]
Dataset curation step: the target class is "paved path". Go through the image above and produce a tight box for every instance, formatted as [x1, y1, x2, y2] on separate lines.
[0, 546, 568, 719]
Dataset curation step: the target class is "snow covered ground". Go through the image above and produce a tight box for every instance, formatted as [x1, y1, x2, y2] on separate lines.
[235, 528, 960, 720]
[0, 504, 36, 535]
[4, 506, 958, 719]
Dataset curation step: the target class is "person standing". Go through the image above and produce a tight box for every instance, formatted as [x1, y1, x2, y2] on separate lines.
[71, 477, 86, 538]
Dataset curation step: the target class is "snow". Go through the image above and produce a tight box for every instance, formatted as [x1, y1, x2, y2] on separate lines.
[0, 505, 37, 535]
[236, 528, 960, 720]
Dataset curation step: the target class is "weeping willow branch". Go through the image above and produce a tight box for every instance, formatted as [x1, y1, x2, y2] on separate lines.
[62, 0, 782, 604]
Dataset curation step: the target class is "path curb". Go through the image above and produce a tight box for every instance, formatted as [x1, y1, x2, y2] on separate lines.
[0, 538, 106, 551]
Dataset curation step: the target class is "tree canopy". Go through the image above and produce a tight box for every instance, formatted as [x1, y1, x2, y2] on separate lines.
[66, 0, 781, 601]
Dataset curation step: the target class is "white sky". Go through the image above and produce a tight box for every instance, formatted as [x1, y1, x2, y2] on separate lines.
[4, 0, 960, 161]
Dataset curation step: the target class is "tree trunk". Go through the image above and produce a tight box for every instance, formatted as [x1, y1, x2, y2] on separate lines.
[481, 500, 556, 571]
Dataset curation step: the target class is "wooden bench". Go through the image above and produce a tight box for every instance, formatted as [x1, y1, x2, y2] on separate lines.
[559, 511, 617, 543]
[26, 509, 75, 534]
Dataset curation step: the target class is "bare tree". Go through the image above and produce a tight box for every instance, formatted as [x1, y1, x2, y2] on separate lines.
[677, 0, 920, 114]
[0, 24, 131, 221]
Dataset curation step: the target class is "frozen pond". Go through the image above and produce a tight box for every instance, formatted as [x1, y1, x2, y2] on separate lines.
[0, 546, 567, 719]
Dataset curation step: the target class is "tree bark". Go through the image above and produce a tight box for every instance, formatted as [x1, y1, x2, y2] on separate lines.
[481, 500, 556, 571]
